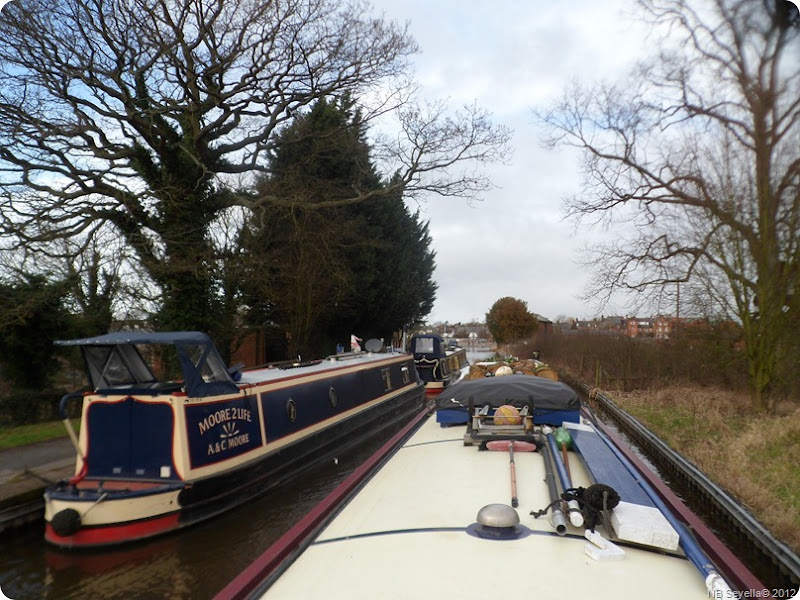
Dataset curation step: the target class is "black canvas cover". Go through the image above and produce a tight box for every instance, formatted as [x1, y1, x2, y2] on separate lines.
[435, 374, 580, 411]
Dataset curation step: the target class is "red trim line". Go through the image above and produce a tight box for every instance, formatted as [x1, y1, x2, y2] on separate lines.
[591, 415, 770, 596]
[45, 512, 181, 549]
[213, 406, 431, 600]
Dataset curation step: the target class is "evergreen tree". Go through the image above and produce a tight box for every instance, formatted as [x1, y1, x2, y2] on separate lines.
[0, 275, 73, 390]
[241, 98, 437, 357]
[330, 185, 437, 343]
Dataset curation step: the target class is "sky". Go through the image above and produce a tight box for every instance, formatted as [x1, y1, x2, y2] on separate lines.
[367, 0, 659, 324]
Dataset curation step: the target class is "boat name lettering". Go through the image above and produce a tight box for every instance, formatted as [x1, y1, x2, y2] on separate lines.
[197, 407, 253, 435]
[207, 432, 251, 456]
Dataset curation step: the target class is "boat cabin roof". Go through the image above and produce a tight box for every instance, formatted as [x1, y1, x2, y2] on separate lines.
[55, 331, 238, 398]
[54, 331, 214, 346]
[258, 414, 712, 599]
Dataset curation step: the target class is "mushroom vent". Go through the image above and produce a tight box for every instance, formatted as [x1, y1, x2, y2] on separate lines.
[467, 503, 529, 540]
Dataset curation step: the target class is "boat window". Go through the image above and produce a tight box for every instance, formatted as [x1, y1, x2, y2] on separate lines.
[184, 344, 231, 383]
[84, 345, 157, 389]
[401, 365, 411, 384]
[413, 337, 434, 354]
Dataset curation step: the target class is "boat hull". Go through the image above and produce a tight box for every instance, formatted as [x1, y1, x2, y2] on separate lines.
[45, 351, 425, 549]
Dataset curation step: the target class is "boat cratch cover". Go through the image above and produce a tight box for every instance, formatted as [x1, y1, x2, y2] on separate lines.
[54, 331, 238, 398]
[435, 374, 580, 413]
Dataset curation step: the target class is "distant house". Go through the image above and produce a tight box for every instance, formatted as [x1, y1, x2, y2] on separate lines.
[626, 318, 656, 338]
[534, 314, 553, 335]
[572, 316, 627, 335]
[420, 321, 493, 348]
[626, 316, 712, 340]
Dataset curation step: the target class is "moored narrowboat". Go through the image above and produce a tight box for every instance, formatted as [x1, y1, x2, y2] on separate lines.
[410, 333, 468, 395]
[44, 331, 424, 549]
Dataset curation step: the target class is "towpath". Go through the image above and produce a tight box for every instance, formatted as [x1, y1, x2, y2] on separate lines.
[0, 437, 74, 531]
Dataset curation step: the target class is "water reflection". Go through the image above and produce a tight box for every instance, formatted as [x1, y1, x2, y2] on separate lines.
[466, 348, 495, 363]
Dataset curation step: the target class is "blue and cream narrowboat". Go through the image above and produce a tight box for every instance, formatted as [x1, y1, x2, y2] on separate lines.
[44, 331, 424, 549]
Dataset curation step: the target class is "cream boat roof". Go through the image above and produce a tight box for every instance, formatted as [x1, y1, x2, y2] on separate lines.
[237, 351, 409, 385]
[262, 414, 711, 599]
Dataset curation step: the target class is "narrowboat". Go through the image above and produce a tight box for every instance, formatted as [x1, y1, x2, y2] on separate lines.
[409, 333, 469, 395]
[44, 331, 425, 549]
[215, 374, 769, 600]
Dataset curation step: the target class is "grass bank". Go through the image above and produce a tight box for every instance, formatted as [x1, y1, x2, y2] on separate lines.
[0, 420, 72, 451]
[606, 385, 800, 554]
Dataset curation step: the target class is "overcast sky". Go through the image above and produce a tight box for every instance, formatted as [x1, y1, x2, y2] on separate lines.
[368, 0, 659, 324]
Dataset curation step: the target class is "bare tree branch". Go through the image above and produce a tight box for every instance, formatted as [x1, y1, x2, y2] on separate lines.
[537, 0, 800, 410]
[0, 0, 510, 339]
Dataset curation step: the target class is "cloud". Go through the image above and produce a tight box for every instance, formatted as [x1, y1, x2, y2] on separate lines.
[375, 0, 650, 322]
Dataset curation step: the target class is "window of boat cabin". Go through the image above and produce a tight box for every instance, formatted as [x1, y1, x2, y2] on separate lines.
[84, 344, 157, 390]
[184, 343, 230, 383]
[413, 337, 435, 354]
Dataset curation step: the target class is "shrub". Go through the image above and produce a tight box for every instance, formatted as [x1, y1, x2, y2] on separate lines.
[0, 390, 76, 427]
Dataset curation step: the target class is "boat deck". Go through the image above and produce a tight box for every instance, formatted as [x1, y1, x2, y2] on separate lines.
[263, 414, 711, 599]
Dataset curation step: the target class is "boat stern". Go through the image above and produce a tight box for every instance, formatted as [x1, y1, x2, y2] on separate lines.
[44, 480, 185, 548]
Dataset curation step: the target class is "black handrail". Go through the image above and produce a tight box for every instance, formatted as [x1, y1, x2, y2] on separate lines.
[59, 391, 85, 420]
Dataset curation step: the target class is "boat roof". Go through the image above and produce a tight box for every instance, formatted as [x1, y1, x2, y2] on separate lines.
[56, 331, 413, 397]
[254, 414, 713, 599]
[237, 351, 407, 385]
[54, 331, 213, 346]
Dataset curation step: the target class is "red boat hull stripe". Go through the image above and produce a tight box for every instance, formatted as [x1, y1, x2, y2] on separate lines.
[45, 512, 181, 548]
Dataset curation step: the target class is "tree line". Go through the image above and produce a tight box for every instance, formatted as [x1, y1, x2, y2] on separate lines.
[0, 0, 511, 391]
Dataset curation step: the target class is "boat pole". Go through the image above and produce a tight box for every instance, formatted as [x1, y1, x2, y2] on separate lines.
[539, 439, 567, 535]
[590, 422, 734, 597]
[59, 392, 83, 453]
[545, 433, 584, 527]
[509, 442, 518, 507]
[486, 440, 536, 509]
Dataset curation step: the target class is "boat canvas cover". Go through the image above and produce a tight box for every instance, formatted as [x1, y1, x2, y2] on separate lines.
[54, 331, 238, 398]
[435, 374, 580, 412]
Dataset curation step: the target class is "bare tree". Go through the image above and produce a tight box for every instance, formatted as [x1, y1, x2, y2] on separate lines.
[537, 0, 799, 411]
[0, 0, 510, 341]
